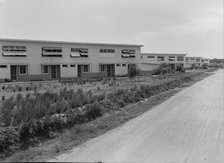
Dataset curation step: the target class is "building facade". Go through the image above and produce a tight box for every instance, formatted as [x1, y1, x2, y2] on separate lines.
[0, 39, 143, 81]
[140, 53, 187, 73]
[201, 58, 210, 66]
[185, 57, 210, 68]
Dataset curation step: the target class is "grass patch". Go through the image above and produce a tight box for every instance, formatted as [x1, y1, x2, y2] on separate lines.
[2, 71, 214, 162]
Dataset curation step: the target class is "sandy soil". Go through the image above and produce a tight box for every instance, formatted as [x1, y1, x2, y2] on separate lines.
[49, 70, 224, 163]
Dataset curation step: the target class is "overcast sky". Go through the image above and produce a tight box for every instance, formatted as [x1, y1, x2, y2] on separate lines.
[0, 0, 223, 58]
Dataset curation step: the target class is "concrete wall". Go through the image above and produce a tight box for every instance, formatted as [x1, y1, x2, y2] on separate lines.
[140, 64, 159, 71]
[0, 65, 10, 79]
[115, 64, 128, 76]
[61, 64, 78, 78]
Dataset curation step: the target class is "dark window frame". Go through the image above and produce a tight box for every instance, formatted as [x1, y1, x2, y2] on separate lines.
[19, 65, 27, 75]
[0, 65, 7, 68]
[42, 65, 49, 74]
[83, 65, 89, 73]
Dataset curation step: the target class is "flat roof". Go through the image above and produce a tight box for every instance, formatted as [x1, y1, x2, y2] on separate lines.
[0, 38, 143, 47]
[141, 53, 187, 56]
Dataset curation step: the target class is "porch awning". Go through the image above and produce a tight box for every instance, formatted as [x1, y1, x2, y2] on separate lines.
[3, 52, 27, 57]
[129, 54, 136, 58]
[70, 52, 81, 57]
[42, 53, 62, 56]
[122, 54, 130, 58]
[80, 53, 89, 57]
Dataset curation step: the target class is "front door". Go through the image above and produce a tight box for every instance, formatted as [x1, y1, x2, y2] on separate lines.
[78, 65, 82, 77]
[10, 65, 17, 80]
[106, 64, 115, 77]
[51, 65, 57, 79]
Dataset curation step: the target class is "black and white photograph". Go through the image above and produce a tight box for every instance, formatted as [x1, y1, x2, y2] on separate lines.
[0, 0, 223, 162]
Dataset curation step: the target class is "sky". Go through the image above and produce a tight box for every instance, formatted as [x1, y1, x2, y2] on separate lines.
[0, 0, 223, 59]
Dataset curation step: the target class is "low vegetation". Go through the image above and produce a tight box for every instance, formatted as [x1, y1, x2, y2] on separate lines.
[0, 70, 216, 160]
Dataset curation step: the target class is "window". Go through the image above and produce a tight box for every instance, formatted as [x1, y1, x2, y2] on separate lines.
[100, 49, 115, 53]
[121, 49, 136, 58]
[2, 45, 27, 57]
[121, 49, 135, 54]
[122, 64, 126, 67]
[108, 49, 115, 53]
[70, 64, 76, 68]
[0, 65, 7, 68]
[177, 57, 184, 61]
[20, 66, 27, 75]
[168, 56, 175, 61]
[196, 58, 200, 62]
[2, 45, 26, 52]
[42, 47, 62, 57]
[62, 64, 68, 68]
[100, 65, 105, 72]
[100, 49, 115, 58]
[157, 56, 165, 61]
[43, 65, 49, 74]
[83, 65, 89, 72]
[116, 64, 121, 66]
[147, 56, 155, 58]
[71, 48, 88, 57]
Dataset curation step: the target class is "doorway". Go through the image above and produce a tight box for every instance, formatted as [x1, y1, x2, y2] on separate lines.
[50, 65, 60, 79]
[106, 64, 115, 77]
[10, 65, 17, 80]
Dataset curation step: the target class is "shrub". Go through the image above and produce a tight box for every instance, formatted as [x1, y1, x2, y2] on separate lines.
[16, 85, 23, 92]
[1, 86, 5, 90]
[85, 103, 102, 121]
[1, 96, 5, 101]
[0, 127, 19, 154]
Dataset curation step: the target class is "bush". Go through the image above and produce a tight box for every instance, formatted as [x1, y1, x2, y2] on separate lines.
[1, 86, 5, 90]
[85, 103, 102, 121]
[1, 96, 5, 101]
[0, 127, 19, 155]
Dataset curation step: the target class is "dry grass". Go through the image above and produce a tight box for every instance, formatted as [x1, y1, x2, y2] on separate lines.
[3, 70, 214, 162]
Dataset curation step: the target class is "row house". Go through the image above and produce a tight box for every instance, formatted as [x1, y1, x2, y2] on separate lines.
[185, 57, 210, 68]
[140, 53, 187, 73]
[0, 38, 143, 81]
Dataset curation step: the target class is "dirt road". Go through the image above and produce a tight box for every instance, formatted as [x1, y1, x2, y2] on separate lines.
[50, 70, 224, 163]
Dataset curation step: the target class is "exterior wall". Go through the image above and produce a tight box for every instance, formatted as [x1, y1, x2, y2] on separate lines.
[185, 57, 202, 68]
[140, 64, 159, 71]
[0, 65, 10, 79]
[0, 39, 142, 80]
[115, 64, 128, 76]
[201, 58, 210, 66]
[140, 53, 186, 71]
[61, 64, 77, 78]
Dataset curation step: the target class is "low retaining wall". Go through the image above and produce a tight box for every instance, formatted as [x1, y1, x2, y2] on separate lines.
[81, 72, 107, 78]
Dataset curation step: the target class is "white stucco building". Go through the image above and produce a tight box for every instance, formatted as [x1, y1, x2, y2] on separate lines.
[140, 53, 187, 73]
[185, 57, 210, 68]
[0, 38, 143, 81]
